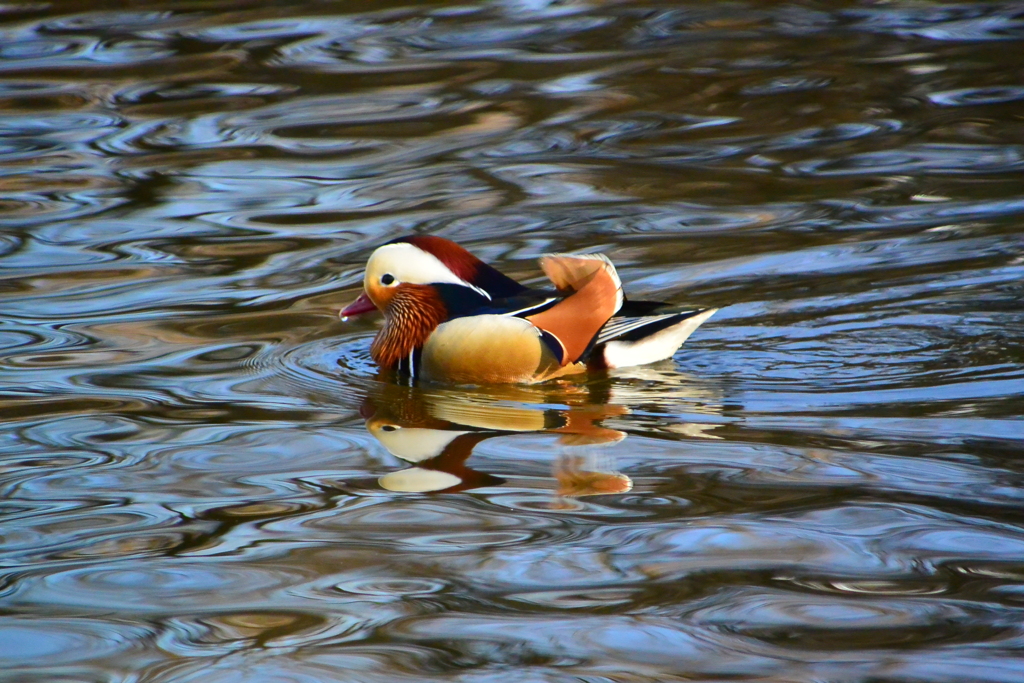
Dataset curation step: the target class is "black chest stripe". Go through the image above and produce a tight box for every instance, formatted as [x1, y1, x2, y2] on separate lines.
[397, 347, 423, 378]
[538, 329, 567, 365]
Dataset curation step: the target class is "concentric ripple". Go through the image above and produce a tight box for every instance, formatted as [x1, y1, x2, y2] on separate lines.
[1, 1, 1024, 682]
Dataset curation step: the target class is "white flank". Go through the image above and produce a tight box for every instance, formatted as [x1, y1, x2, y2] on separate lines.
[602, 308, 718, 369]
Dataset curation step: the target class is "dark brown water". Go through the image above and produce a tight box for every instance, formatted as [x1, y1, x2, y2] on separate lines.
[2, 1, 1024, 681]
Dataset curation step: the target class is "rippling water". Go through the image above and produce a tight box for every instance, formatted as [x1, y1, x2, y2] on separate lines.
[2, 1, 1024, 681]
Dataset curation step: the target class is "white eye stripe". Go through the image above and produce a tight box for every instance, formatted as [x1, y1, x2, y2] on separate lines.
[369, 243, 491, 300]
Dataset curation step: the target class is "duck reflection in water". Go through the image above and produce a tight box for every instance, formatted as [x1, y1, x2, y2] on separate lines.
[362, 380, 639, 500]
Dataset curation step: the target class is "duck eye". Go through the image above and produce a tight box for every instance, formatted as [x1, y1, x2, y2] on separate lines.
[380, 274, 396, 286]
[380, 424, 398, 432]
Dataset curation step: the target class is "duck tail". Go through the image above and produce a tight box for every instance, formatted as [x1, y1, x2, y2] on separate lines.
[590, 308, 718, 370]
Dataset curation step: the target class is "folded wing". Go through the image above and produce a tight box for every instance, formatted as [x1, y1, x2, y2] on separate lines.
[526, 254, 623, 365]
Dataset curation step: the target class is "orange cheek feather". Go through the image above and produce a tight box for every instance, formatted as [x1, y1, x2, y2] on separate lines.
[371, 285, 448, 369]
[365, 281, 402, 312]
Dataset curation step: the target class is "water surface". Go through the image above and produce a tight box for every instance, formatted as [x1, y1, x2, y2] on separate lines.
[2, 1, 1024, 681]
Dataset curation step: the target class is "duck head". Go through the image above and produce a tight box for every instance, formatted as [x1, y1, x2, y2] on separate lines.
[340, 236, 526, 320]
[340, 236, 527, 370]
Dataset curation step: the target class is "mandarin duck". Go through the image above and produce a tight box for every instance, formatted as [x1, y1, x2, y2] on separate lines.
[341, 236, 716, 384]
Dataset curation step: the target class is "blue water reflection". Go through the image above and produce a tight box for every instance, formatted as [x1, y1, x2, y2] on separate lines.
[1, 1, 1024, 681]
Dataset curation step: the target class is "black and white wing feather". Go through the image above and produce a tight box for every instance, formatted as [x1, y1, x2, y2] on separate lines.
[592, 308, 718, 369]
